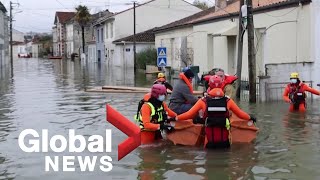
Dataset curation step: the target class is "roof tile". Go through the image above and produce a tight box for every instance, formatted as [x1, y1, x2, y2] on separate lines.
[113, 29, 155, 43]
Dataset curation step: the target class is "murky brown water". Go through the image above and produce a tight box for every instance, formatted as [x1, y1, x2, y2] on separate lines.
[0, 58, 320, 180]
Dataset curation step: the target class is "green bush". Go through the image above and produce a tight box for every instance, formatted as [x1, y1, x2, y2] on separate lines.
[136, 48, 157, 70]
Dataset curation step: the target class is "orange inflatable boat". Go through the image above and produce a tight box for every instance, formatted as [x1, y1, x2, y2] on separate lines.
[166, 114, 259, 146]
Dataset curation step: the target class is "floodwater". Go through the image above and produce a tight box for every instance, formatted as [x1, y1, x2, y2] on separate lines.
[0, 58, 320, 180]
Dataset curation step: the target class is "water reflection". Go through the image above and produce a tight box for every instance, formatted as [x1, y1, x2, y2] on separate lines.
[136, 143, 258, 180]
[0, 58, 320, 179]
[0, 64, 16, 179]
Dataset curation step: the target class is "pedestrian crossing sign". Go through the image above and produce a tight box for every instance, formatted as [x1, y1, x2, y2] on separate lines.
[157, 47, 166, 57]
[157, 47, 167, 67]
[157, 57, 167, 67]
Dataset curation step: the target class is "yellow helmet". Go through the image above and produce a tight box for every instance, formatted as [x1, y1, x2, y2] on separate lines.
[290, 72, 299, 79]
[158, 73, 165, 78]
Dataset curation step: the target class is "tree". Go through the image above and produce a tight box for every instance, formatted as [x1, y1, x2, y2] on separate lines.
[193, 0, 210, 10]
[75, 5, 91, 54]
[136, 48, 157, 70]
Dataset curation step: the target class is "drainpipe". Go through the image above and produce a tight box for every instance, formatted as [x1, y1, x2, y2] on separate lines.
[121, 41, 126, 67]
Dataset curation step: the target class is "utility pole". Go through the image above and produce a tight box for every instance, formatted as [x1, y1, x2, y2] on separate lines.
[133, 1, 136, 72]
[10, 1, 13, 75]
[9, 1, 19, 77]
[247, 0, 256, 103]
[236, 0, 245, 100]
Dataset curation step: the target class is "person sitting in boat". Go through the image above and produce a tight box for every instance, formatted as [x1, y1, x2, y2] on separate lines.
[202, 68, 238, 99]
[176, 76, 256, 149]
[136, 84, 177, 144]
[283, 72, 320, 112]
[201, 69, 216, 89]
[169, 68, 198, 115]
[154, 72, 173, 91]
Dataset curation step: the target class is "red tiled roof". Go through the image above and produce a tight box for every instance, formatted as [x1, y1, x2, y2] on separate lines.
[55, 12, 76, 24]
[156, 0, 310, 32]
[191, 0, 296, 23]
[113, 28, 155, 43]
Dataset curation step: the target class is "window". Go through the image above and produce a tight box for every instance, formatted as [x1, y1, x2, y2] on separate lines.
[110, 22, 113, 38]
[126, 48, 130, 52]
[106, 24, 109, 39]
[97, 29, 100, 43]
[101, 28, 104, 42]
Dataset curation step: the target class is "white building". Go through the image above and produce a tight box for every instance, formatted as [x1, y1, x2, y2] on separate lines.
[12, 29, 24, 42]
[113, 29, 155, 67]
[12, 41, 26, 58]
[32, 43, 43, 58]
[87, 40, 96, 62]
[155, 0, 319, 85]
[0, 2, 8, 66]
[53, 12, 75, 57]
[93, 0, 202, 66]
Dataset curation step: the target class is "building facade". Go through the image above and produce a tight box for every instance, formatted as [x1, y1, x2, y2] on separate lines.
[52, 12, 75, 57]
[93, 0, 202, 66]
[0, 2, 8, 66]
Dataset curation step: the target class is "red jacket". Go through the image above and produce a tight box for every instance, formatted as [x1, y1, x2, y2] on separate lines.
[204, 74, 238, 92]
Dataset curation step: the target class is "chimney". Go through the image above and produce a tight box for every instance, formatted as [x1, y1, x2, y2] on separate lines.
[215, 0, 227, 9]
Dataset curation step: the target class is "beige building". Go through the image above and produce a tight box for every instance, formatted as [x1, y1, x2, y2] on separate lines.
[53, 12, 76, 57]
[155, 0, 320, 88]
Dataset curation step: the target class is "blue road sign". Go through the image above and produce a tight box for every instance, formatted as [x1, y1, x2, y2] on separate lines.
[157, 57, 167, 67]
[157, 47, 167, 57]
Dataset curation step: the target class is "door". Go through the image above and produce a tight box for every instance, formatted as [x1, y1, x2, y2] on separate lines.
[98, 50, 101, 62]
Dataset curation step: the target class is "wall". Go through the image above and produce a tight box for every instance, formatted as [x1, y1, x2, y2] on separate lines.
[95, 24, 105, 62]
[155, 27, 194, 68]
[311, 0, 320, 88]
[13, 44, 26, 57]
[32, 44, 42, 58]
[115, 0, 201, 40]
[88, 44, 96, 62]
[12, 29, 24, 42]
[0, 11, 5, 66]
[192, 5, 311, 77]
[113, 43, 155, 67]
[102, 0, 201, 66]
[66, 23, 74, 58]
[261, 62, 316, 101]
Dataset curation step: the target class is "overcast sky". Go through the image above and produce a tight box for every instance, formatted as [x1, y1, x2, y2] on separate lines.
[1, 0, 213, 33]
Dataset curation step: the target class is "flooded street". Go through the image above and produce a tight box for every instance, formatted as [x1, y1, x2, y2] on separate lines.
[0, 58, 320, 180]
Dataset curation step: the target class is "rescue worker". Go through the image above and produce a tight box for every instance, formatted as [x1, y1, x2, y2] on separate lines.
[176, 76, 256, 149]
[283, 72, 320, 112]
[154, 72, 173, 91]
[137, 84, 177, 144]
[169, 68, 198, 115]
[202, 68, 238, 99]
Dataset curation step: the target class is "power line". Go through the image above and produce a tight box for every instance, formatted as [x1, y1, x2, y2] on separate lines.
[55, 0, 72, 10]
[13, 25, 51, 31]
[263, 7, 298, 18]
